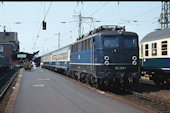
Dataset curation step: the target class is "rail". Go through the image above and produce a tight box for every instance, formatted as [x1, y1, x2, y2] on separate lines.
[122, 90, 170, 113]
[0, 68, 20, 98]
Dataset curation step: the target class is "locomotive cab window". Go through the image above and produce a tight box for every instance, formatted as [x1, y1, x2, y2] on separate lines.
[124, 37, 137, 48]
[0, 45, 3, 52]
[161, 41, 167, 55]
[103, 36, 118, 48]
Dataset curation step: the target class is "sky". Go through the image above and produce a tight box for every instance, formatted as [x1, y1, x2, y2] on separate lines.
[0, 1, 162, 56]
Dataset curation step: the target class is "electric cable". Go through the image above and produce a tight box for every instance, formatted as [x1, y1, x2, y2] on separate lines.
[32, 2, 53, 50]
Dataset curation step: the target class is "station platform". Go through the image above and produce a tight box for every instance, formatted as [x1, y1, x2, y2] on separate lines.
[7, 67, 152, 113]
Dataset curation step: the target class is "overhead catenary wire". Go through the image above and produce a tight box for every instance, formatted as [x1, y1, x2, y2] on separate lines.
[32, 25, 41, 50]
[43, 2, 52, 21]
[88, 2, 109, 17]
[32, 2, 52, 49]
[127, 5, 161, 23]
[32, 3, 43, 50]
[82, 2, 106, 17]
[81, 19, 97, 33]
[0, 3, 11, 31]
[32, 2, 52, 50]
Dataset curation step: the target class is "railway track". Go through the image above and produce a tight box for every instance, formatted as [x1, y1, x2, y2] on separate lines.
[132, 91, 170, 112]
[0, 67, 21, 113]
[117, 90, 170, 113]
[103, 89, 170, 113]
[0, 67, 20, 98]
[101, 87, 170, 113]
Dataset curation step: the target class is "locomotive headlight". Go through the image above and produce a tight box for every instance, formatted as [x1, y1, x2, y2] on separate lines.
[104, 56, 109, 61]
[104, 60, 109, 66]
[132, 61, 137, 65]
[132, 56, 137, 60]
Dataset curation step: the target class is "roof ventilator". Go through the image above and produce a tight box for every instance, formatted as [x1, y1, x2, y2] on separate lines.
[77, 25, 126, 41]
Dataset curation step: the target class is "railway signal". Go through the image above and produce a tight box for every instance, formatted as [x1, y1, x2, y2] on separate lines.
[42, 21, 46, 30]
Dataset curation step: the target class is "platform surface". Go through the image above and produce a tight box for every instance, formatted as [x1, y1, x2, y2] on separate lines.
[13, 68, 151, 113]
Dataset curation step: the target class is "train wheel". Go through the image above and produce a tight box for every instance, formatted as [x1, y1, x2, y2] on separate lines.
[85, 74, 90, 85]
[70, 71, 75, 79]
[153, 79, 160, 86]
[152, 73, 163, 87]
[66, 71, 69, 77]
[89, 75, 95, 87]
[80, 73, 85, 83]
[90, 75, 100, 89]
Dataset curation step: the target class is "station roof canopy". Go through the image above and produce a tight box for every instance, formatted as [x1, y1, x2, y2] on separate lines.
[13, 51, 39, 61]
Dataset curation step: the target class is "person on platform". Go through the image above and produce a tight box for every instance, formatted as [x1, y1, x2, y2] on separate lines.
[40, 62, 43, 70]
[32, 61, 36, 70]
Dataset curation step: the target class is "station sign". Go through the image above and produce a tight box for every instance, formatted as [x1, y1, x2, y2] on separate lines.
[17, 54, 27, 58]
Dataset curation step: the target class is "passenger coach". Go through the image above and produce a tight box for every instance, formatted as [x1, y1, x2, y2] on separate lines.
[140, 27, 170, 87]
[41, 45, 71, 74]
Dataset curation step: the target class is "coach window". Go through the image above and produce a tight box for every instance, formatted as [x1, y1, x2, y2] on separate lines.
[0, 45, 3, 52]
[145, 44, 149, 56]
[162, 41, 167, 55]
[152, 43, 157, 56]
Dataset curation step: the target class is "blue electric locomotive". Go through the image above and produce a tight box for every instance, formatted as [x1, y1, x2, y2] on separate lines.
[69, 25, 140, 89]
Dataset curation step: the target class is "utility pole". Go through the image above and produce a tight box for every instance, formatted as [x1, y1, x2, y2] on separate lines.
[158, 1, 170, 29]
[73, 13, 96, 38]
[78, 13, 82, 38]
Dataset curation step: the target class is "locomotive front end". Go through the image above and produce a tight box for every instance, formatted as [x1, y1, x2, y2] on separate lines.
[95, 26, 140, 89]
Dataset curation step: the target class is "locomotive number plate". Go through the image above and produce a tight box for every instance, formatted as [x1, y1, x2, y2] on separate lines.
[115, 66, 126, 70]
